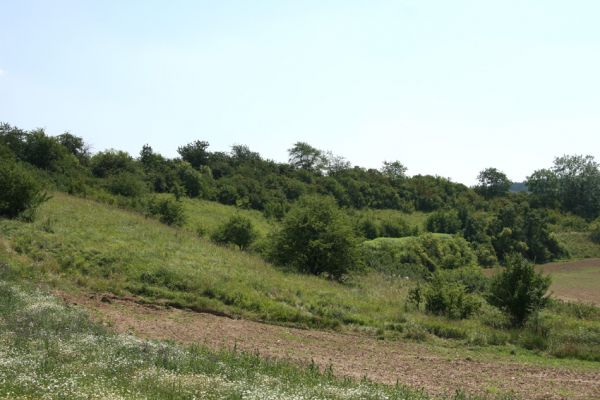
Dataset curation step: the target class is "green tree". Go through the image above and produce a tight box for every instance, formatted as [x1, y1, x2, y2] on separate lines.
[288, 142, 325, 172]
[177, 140, 210, 169]
[211, 215, 257, 250]
[475, 167, 511, 198]
[381, 160, 407, 180]
[488, 255, 551, 326]
[270, 195, 359, 279]
[0, 160, 49, 220]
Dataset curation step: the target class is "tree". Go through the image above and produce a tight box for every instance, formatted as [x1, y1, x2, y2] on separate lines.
[57, 132, 90, 163]
[0, 160, 49, 220]
[177, 140, 210, 169]
[488, 255, 551, 326]
[211, 215, 257, 250]
[475, 168, 511, 198]
[526, 168, 559, 208]
[553, 155, 600, 219]
[270, 195, 359, 279]
[381, 160, 407, 180]
[288, 142, 325, 172]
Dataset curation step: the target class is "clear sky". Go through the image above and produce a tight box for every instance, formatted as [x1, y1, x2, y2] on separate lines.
[1, 1, 599, 185]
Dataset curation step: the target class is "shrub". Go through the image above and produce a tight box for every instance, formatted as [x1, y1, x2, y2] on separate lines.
[0, 161, 49, 220]
[269, 195, 359, 279]
[423, 275, 481, 319]
[589, 218, 600, 244]
[425, 209, 462, 234]
[380, 218, 414, 238]
[146, 196, 186, 226]
[487, 254, 551, 326]
[211, 215, 257, 250]
[105, 172, 149, 197]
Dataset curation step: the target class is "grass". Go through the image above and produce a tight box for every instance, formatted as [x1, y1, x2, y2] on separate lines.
[555, 232, 600, 259]
[179, 195, 276, 237]
[1, 193, 599, 365]
[0, 277, 498, 400]
[0, 193, 409, 330]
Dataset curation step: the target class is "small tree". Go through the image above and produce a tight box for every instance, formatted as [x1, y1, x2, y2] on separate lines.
[488, 254, 551, 326]
[146, 196, 186, 227]
[270, 195, 359, 279]
[475, 167, 511, 198]
[0, 161, 49, 220]
[211, 215, 257, 250]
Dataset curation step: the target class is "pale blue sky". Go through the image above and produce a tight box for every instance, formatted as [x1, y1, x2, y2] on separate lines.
[1, 1, 599, 184]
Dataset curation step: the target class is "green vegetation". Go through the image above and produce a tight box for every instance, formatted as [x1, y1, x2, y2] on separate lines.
[488, 255, 551, 326]
[0, 159, 48, 221]
[1, 121, 600, 392]
[269, 195, 360, 279]
[0, 278, 471, 400]
[211, 214, 257, 250]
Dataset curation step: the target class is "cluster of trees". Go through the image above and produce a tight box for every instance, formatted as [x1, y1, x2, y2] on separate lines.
[1, 122, 597, 269]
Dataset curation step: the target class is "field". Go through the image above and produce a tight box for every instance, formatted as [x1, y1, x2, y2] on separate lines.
[1, 193, 600, 399]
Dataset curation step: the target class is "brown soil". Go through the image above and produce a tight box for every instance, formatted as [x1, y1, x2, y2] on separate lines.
[58, 291, 600, 400]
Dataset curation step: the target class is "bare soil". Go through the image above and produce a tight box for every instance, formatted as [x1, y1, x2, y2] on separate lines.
[58, 291, 600, 400]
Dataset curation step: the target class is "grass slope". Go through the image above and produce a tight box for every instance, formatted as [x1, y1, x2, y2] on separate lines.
[0, 193, 408, 329]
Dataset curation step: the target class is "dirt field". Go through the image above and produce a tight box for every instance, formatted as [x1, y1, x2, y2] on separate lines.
[484, 258, 600, 305]
[58, 291, 600, 400]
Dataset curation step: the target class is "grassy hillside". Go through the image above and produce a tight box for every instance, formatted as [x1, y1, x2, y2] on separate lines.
[0, 193, 408, 329]
[1, 193, 599, 364]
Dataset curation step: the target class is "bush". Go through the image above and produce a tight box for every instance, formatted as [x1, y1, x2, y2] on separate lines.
[269, 195, 360, 279]
[487, 254, 551, 326]
[589, 218, 600, 244]
[0, 161, 49, 220]
[425, 209, 462, 234]
[380, 218, 414, 238]
[104, 172, 149, 197]
[146, 196, 186, 226]
[360, 234, 476, 276]
[211, 215, 257, 250]
[423, 275, 481, 319]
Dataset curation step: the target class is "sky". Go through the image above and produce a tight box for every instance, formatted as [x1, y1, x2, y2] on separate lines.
[1, 1, 600, 185]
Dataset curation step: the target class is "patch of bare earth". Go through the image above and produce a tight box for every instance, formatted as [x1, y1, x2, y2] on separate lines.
[57, 291, 600, 400]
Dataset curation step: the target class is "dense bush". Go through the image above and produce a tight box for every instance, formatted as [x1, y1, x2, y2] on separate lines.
[423, 275, 481, 319]
[360, 234, 476, 276]
[146, 196, 186, 226]
[104, 172, 149, 197]
[269, 195, 359, 279]
[211, 215, 257, 250]
[589, 218, 600, 244]
[0, 161, 49, 220]
[425, 209, 462, 234]
[488, 255, 551, 326]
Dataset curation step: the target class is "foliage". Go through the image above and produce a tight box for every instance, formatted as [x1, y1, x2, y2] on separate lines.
[475, 167, 511, 199]
[425, 209, 462, 234]
[146, 196, 186, 226]
[423, 275, 482, 319]
[589, 218, 600, 244]
[91, 149, 139, 178]
[0, 160, 49, 220]
[104, 172, 149, 197]
[211, 214, 258, 250]
[269, 195, 359, 279]
[177, 139, 210, 169]
[527, 155, 600, 219]
[360, 234, 476, 276]
[488, 255, 551, 326]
